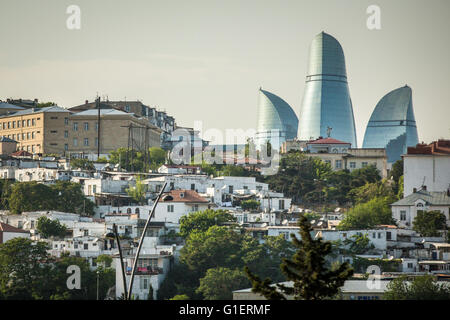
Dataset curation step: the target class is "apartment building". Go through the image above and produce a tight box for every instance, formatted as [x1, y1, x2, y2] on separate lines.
[0, 106, 71, 155]
[0, 106, 162, 158]
[67, 109, 162, 159]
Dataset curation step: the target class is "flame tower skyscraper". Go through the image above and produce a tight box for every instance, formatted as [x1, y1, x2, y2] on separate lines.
[298, 32, 357, 147]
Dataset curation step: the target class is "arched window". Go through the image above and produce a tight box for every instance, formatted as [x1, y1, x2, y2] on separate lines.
[416, 203, 424, 208]
[135, 208, 140, 214]
[127, 208, 132, 214]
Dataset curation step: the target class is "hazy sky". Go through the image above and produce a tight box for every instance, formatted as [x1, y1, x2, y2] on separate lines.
[1, 0, 449, 146]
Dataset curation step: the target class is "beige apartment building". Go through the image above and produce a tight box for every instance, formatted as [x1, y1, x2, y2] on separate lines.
[0, 107, 162, 158]
[64, 109, 162, 159]
[0, 106, 71, 155]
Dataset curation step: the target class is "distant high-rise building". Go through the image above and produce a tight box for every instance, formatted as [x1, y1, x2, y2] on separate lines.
[362, 85, 419, 163]
[255, 88, 298, 150]
[298, 32, 357, 147]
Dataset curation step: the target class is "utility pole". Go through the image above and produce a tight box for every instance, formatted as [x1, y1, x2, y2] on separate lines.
[97, 96, 101, 159]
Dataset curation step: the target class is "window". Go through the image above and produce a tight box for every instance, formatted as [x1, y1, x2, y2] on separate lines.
[362, 162, 368, 168]
[73, 122, 78, 131]
[125, 105, 130, 112]
[135, 208, 140, 214]
[64, 144, 69, 151]
[229, 186, 234, 194]
[279, 200, 285, 210]
[27, 119, 30, 126]
[127, 208, 132, 214]
[191, 183, 195, 190]
[64, 131, 68, 138]
[192, 204, 199, 212]
[50, 117, 58, 120]
[84, 122, 89, 131]
[84, 138, 89, 146]
[335, 160, 342, 169]
[27, 132, 30, 140]
[416, 203, 424, 208]
[32, 132, 35, 139]
[349, 162, 356, 169]
[400, 211, 406, 221]
[83, 244, 88, 250]
[167, 204, 174, 213]
[95, 122, 98, 131]
[407, 263, 413, 268]
[84, 230, 89, 236]
[73, 138, 78, 146]
[50, 130, 57, 134]
[378, 232, 382, 239]
[64, 117, 69, 125]
[8, 122, 11, 129]
[12, 121, 16, 128]
[32, 119, 36, 126]
[386, 232, 391, 240]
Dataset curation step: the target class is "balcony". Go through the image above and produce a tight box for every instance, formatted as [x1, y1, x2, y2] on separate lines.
[125, 266, 163, 275]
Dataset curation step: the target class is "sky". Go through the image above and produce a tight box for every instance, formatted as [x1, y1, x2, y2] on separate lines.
[0, 0, 449, 147]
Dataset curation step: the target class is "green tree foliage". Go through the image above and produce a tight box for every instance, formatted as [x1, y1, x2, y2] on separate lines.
[338, 197, 395, 230]
[264, 152, 332, 203]
[0, 238, 114, 300]
[179, 209, 235, 239]
[109, 147, 167, 172]
[348, 179, 396, 205]
[413, 210, 447, 237]
[70, 158, 95, 171]
[36, 216, 67, 239]
[384, 275, 450, 300]
[197, 267, 250, 300]
[342, 234, 375, 255]
[170, 294, 190, 300]
[125, 176, 148, 205]
[240, 200, 260, 211]
[0, 238, 51, 300]
[352, 257, 401, 273]
[96, 254, 113, 268]
[245, 216, 353, 300]
[158, 225, 295, 300]
[390, 159, 403, 195]
[7, 181, 95, 215]
[149, 147, 167, 170]
[0, 179, 12, 210]
[180, 226, 244, 276]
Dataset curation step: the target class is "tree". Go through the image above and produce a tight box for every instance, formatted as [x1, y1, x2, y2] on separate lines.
[390, 159, 403, 195]
[348, 180, 396, 204]
[0, 179, 12, 210]
[36, 216, 67, 239]
[338, 197, 395, 230]
[197, 267, 250, 300]
[125, 176, 148, 205]
[70, 158, 95, 171]
[342, 233, 375, 255]
[245, 216, 353, 300]
[413, 210, 447, 237]
[240, 200, 260, 211]
[149, 147, 167, 170]
[170, 294, 190, 300]
[96, 254, 113, 268]
[179, 209, 235, 238]
[8, 182, 56, 214]
[0, 238, 51, 300]
[384, 275, 450, 300]
[51, 181, 96, 215]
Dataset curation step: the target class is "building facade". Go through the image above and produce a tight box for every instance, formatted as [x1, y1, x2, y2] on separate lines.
[363, 85, 419, 163]
[403, 140, 450, 197]
[298, 32, 357, 147]
[255, 88, 298, 150]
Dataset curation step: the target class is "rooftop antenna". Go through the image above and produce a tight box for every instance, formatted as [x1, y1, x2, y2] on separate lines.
[326, 126, 332, 137]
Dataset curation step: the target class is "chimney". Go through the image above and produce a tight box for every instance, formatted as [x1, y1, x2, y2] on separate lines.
[447, 188, 450, 197]
[422, 185, 427, 191]
[85, 100, 88, 105]
[413, 187, 417, 193]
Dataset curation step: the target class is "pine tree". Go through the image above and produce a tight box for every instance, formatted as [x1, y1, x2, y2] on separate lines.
[245, 215, 354, 300]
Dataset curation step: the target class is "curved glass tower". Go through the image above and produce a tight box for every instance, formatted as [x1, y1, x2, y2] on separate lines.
[363, 85, 419, 163]
[255, 88, 298, 149]
[298, 32, 357, 147]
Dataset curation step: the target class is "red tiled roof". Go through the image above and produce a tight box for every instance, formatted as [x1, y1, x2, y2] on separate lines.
[307, 137, 350, 145]
[0, 222, 30, 234]
[407, 140, 450, 155]
[11, 150, 33, 157]
[162, 189, 209, 203]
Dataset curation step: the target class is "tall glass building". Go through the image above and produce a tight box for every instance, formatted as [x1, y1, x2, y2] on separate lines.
[363, 85, 419, 163]
[298, 32, 357, 147]
[255, 88, 298, 150]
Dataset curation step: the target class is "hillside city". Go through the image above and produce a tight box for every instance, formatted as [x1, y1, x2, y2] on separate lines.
[0, 31, 449, 301]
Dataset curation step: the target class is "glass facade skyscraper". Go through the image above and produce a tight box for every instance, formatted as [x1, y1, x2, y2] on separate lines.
[255, 88, 298, 149]
[298, 32, 357, 147]
[363, 85, 419, 163]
